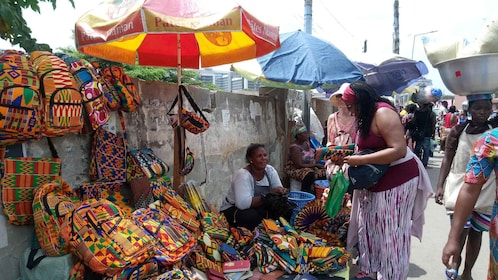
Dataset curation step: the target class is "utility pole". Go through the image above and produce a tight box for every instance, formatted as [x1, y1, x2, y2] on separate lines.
[393, 0, 399, 54]
[303, 0, 312, 134]
[304, 0, 312, 34]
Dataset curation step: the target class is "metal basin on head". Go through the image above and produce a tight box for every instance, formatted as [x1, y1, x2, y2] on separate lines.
[435, 53, 498, 95]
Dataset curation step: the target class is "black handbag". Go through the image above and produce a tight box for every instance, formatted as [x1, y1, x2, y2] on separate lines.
[348, 149, 389, 190]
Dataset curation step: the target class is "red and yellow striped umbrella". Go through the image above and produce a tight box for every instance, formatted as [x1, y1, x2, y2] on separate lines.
[75, 0, 280, 188]
[75, 0, 280, 69]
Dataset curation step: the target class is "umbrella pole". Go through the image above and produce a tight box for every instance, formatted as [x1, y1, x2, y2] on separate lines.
[173, 34, 185, 192]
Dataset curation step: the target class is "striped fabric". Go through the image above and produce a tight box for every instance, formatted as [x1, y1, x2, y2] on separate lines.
[30, 51, 84, 137]
[355, 178, 418, 280]
[1, 157, 61, 225]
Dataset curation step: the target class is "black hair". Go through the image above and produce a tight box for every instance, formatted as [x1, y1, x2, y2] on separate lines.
[245, 143, 265, 163]
[468, 99, 492, 110]
[448, 105, 457, 113]
[405, 103, 417, 114]
[350, 81, 394, 138]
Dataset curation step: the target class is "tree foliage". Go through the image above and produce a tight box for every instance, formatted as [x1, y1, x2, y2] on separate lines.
[59, 48, 203, 84]
[0, 0, 73, 52]
[0, 1, 205, 85]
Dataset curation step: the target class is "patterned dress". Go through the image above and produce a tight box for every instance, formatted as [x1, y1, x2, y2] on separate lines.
[285, 141, 326, 181]
[464, 128, 498, 279]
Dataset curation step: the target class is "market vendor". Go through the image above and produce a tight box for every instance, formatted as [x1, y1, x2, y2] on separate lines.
[220, 143, 286, 230]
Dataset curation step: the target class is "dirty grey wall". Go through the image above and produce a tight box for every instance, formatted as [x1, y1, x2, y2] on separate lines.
[0, 80, 293, 280]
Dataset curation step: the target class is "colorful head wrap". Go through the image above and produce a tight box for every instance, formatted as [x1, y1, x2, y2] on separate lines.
[341, 85, 357, 104]
[292, 126, 307, 138]
[467, 93, 492, 102]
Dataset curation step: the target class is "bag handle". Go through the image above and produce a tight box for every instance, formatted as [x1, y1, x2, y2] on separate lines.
[167, 85, 208, 124]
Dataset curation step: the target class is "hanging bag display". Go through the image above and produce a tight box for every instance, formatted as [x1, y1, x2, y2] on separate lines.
[88, 112, 128, 182]
[167, 85, 210, 134]
[1, 138, 61, 225]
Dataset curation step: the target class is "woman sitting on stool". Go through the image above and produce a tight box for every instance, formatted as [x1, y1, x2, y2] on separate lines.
[220, 143, 286, 230]
[285, 126, 326, 193]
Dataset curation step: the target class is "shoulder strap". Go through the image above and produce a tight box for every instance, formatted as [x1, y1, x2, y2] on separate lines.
[180, 85, 209, 122]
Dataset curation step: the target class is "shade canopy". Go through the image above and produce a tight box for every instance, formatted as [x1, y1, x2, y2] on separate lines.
[353, 53, 429, 96]
[231, 30, 363, 90]
[75, 0, 280, 69]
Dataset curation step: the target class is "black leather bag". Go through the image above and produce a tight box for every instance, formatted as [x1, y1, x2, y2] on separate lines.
[261, 193, 298, 221]
[348, 149, 389, 190]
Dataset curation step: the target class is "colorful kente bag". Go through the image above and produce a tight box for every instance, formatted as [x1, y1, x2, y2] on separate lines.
[155, 267, 196, 280]
[198, 232, 222, 265]
[32, 180, 79, 257]
[102, 66, 141, 112]
[0, 50, 43, 145]
[89, 126, 127, 182]
[131, 208, 197, 266]
[67, 58, 110, 131]
[30, 51, 84, 137]
[127, 148, 169, 180]
[167, 85, 210, 134]
[62, 199, 155, 277]
[200, 211, 230, 241]
[102, 259, 161, 280]
[78, 181, 134, 217]
[1, 157, 62, 225]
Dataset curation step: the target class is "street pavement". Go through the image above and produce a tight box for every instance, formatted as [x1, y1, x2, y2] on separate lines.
[407, 151, 489, 280]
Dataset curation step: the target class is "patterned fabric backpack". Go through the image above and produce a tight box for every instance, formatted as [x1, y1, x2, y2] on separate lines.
[89, 62, 121, 111]
[59, 55, 110, 131]
[62, 199, 155, 277]
[32, 180, 79, 257]
[0, 50, 43, 145]
[130, 207, 197, 266]
[103, 66, 141, 112]
[30, 51, 84, 137]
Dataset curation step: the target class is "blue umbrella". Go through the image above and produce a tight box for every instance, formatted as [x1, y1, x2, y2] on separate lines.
[354, 55, 429, 96]
[231, 30, 363, 89]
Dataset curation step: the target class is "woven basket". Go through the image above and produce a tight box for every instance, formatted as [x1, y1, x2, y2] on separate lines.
[288, 191, 315, 209]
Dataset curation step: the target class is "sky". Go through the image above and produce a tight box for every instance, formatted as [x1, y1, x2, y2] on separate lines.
[2, 0, 498, 94]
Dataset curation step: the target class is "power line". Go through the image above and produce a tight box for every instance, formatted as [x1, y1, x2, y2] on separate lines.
[315, 0, 358, 41]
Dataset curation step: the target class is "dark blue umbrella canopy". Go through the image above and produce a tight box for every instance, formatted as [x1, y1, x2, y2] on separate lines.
[355, 56, 429, 96]
[232, 30, 364, 89]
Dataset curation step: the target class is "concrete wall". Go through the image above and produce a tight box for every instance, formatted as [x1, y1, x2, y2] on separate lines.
[0, 80, 297, 280]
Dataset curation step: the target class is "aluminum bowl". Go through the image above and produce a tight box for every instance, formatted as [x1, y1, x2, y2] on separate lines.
[434, 53, 498, 95]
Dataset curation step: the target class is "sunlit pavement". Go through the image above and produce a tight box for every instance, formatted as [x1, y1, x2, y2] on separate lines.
[348, 151, 489, 280]
[407, 152, 489, 280]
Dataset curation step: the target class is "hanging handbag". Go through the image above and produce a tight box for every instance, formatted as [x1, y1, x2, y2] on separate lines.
[89, 112, 128, 182]
[1, 138, 61, 225]
[88, 127, 127, 182]
[127, 148, 169, 180]
[167, 85, 210, 134]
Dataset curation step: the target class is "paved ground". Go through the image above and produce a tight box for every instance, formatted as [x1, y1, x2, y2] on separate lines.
[407, 152, 489, 280]
[349, 151, 489, 279]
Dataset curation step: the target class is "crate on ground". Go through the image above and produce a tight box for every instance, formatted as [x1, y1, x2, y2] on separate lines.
[288, 191, 315, 210]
